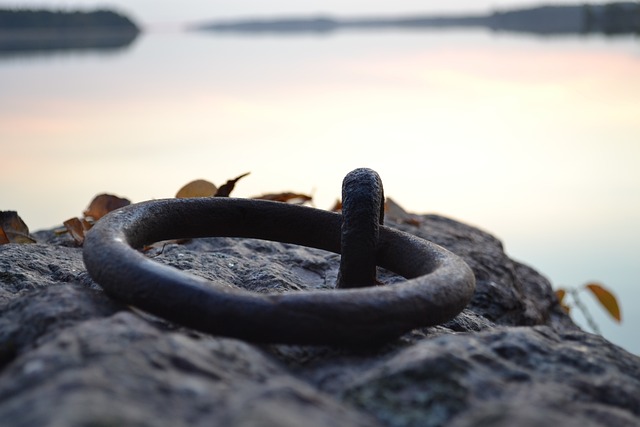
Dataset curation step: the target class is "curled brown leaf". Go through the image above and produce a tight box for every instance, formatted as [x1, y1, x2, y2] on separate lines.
[215, 172, 251, 197]
[254, 192, 313, 204]
[83, 194, 131, 221]
[63, 217, 92, 246]
[0, 211, 36, 244]
[176, 179, 218, 198]
[585, 283, 622, 323]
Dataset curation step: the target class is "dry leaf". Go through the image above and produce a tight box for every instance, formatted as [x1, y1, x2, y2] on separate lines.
[585, 283, 622, 322]
[330, 199, 342, 212]
[385, 198, 422, 227]
[83, 194, 131, 221]
[63, 217, 92, 246]
[215, 172, 251, 197]
[0, 226, 10, 244]
[555, 289, 571, 314]
[176, 179, 218, 198]
[0, 211, 36, 244]
[254, 192, 313, 204]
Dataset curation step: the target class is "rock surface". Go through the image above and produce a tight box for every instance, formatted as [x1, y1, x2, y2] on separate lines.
[0, 213, 638, 427]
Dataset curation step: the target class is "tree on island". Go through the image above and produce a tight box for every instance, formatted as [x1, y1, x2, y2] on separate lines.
[0, 9, 139, 32]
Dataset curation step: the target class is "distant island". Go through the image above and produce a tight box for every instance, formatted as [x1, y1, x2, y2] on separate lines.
[193, 2, 640, 36]
[0, 9, 140, 53]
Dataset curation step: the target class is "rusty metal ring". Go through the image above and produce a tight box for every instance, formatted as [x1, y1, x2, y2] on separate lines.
[83, 171, 475, 346]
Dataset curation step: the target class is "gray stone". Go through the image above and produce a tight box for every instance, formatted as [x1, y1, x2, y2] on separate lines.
[0, 242, 96, 307]
[0, 214, 638, 427]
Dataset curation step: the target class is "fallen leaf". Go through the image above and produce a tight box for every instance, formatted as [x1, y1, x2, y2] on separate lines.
[142, 238, 191, 253]
[385, 198, 422, 227]
[330, 199, 342, 212]
[585, 283, 622, 322]
[63, 217, 92, 246]
[0, 227, 9, 244]
[0, 211, 36, 244]
[254, 192, 313, 204]
[215, 172, 251, 197]
[555, 289, 571, 314]
[83, 194, 131, 221]
[176, 179, 218, 198]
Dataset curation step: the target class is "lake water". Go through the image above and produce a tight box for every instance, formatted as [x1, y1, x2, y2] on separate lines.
[1, 27, 639, 353]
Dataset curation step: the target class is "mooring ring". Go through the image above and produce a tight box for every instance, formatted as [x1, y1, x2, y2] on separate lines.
[83, 197, 475, 346]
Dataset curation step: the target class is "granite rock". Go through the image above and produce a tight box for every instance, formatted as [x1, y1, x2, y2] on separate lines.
[0, 213, 637, 427]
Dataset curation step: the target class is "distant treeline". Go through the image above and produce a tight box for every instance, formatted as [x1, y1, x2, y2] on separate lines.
[0, 9, 139, 32]
[490, 2, 640, 35]
[0, 9, 140, 56]
[195, 2, 640, 36]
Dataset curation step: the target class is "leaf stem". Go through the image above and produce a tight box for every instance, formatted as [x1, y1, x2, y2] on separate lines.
[570, 288, 601, 335]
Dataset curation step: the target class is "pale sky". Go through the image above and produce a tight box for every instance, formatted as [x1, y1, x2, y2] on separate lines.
[0, 0, 586, 26]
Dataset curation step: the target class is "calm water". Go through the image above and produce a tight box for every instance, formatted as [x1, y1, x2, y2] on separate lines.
[1, 28, 639, 353]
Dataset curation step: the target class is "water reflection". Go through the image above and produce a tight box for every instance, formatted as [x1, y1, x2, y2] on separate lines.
[0, 27, 638, 354]
[0, 30, 140, 59]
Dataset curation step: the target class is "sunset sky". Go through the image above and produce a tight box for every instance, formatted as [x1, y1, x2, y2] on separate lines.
[1, 0, 638, 353]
